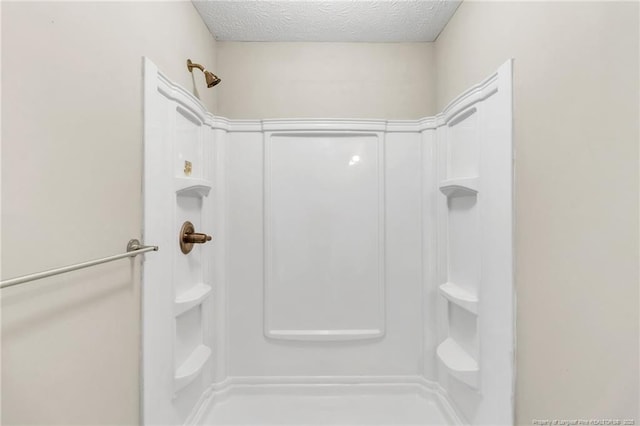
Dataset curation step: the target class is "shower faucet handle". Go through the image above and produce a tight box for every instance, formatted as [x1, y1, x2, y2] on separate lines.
[183, 232, 212, 244]
[180, 221, 212, 254]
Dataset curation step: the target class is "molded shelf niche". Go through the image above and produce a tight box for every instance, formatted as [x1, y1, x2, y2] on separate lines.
[174, 283, 212, 317]
[439, 282, 478, 314]
[439, 177, 479, 198]
[174, 344, 212, 393]
[437, 338, 479, 389]
[175, 177, 212, 197]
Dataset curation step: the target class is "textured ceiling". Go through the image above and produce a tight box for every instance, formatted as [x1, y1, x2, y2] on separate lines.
[192, 1, 462, 42]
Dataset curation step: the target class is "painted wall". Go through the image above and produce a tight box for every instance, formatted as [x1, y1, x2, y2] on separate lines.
[1, 2, 217, 424]
[216, 41, 436, 119]
[434, 1, 639, 422]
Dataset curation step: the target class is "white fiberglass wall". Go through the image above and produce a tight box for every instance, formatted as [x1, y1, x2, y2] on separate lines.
[224, 123, 428, 377]
[143, 59, 513, 426]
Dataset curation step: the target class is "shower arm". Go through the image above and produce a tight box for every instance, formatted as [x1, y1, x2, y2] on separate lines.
[187, 59, 206, 73]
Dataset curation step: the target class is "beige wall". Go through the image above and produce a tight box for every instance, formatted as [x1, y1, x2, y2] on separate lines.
[1, 2, 217, 424]
[435, 1, 639, 422]
[216, 41, 436, 119]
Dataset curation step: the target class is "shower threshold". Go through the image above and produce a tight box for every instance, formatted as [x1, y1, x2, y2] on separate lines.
[197, 381, 460, 425]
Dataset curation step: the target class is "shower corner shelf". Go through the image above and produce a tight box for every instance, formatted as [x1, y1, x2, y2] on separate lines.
[174, 344, 212, 393]
[439, 177, 479, 197]
[175, 283, 212, 317]
[437, 338, 479, 388]
[439, 282, 478, 314]
[175, 177, 212, 197]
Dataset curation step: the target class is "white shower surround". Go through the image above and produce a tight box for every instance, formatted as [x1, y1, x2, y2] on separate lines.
[142, 58, 513, 425]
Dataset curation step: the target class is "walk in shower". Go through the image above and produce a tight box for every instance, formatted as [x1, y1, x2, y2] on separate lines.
[142, 57, 514, 425]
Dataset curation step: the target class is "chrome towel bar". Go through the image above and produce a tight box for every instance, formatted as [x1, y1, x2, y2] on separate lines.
[0, 239, 158, 289]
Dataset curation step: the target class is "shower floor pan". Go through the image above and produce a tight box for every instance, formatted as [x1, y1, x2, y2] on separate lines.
[198, 382, 459, 425]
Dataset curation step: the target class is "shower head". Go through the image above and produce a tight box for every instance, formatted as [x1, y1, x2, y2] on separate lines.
[204, 71, 221, 88]
[187, 59, 221, 88]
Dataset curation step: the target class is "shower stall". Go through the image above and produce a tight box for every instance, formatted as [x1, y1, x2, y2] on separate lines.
[142, 57, 514, 425]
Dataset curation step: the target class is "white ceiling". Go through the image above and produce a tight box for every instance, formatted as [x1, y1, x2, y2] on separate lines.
[192, 1, 462, 43]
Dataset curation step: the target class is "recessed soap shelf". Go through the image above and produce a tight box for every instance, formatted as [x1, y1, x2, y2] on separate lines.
[439, 282, 478, 314]
[436, 337, 479, 388]
[439, 177, 479, 197]
[174, 344, 212, 393]
[175, 283, 212, 316]
[175, 177, 212, 197]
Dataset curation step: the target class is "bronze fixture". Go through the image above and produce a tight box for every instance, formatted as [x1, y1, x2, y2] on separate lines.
[187, 59, 221, 88]
[180, 221, 212, 254]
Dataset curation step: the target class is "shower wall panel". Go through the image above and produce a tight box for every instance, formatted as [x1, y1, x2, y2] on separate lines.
[143, 59, 216, 426]
[226, 125, 427, 378]
[434, 61, 514, 425]
[265, 133, 384, 341]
